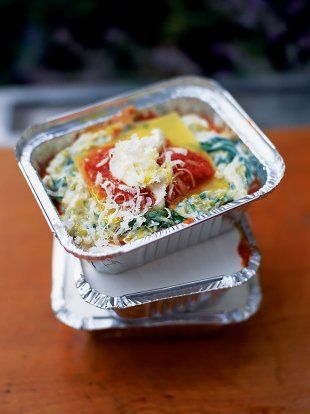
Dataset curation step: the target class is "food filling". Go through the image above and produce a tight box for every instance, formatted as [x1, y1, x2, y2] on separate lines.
[42, 107, 259, 251]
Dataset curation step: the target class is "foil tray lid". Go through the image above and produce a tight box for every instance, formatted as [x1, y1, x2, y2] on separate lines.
[73, 217, 260, 310]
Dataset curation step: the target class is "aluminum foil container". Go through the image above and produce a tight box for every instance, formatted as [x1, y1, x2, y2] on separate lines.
[16, 76, 284, 273]
[74, 216, 260, 320]
[51, 236, 261, 330]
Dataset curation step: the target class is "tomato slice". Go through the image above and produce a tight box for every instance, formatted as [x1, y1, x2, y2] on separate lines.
[82, 145, 213, 209]
[159, 148, 214, 201]
[82, 147, 154, 206]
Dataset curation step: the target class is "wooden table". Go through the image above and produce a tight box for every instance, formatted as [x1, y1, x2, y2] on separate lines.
[0, 129, 309, 414]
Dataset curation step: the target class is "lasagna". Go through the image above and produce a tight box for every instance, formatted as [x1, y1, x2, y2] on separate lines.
[42, 107, 259, 251]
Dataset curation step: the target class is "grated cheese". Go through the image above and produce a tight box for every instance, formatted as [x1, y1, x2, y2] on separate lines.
[109, 128, 168, 187]
[43, 111, 254, 249]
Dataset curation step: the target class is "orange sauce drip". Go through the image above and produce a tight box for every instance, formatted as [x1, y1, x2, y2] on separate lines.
[238, 234, 252, 267]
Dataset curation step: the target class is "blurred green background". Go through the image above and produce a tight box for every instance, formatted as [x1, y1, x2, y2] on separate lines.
[0, 0, 309, 84]
[0, 0, 309, 146]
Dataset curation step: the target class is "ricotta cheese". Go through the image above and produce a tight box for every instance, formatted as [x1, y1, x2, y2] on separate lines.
[182, 114, 209, 129]
[216, 157, 248, 200]
[182, 113, 235, 142]
[109, 128, 166, 187]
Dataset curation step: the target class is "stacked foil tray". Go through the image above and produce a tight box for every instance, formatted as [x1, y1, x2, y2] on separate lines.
[16, 76, 285, 332]
[51, 217, 262, 331]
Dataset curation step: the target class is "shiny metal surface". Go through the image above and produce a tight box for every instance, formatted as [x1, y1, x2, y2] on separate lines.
[73, 217, 260, 320]
[51, 235, 262, 330]
[16, 76, 285, 273]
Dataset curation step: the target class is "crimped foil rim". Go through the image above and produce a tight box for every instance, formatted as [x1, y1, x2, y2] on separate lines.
[52, 276, 261, 330]
[16, 76, 285, 261]
[51, 246, 262, 330]
[74, 216, 261, 310]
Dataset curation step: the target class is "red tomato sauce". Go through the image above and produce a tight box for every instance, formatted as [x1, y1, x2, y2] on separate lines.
[82, 144, 214, 212]
[81, 106, 156, 141]
[82, 146, 154, 206]
[238, 234, 252, 267]
[134, 109, 158, 122]
[248, 177, 261, 195]
[159, 149, 214, 202]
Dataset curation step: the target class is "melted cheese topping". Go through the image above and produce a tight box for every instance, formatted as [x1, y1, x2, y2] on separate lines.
[43, 110, 254, 249]
[109, 128, 169, 187]
[119, 112, 204, 153]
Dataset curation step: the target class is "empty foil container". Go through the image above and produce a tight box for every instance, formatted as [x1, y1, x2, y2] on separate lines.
[51, 236, 262, 330]
[73, 216, 260, 320]
[16, 76, 284, 273]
